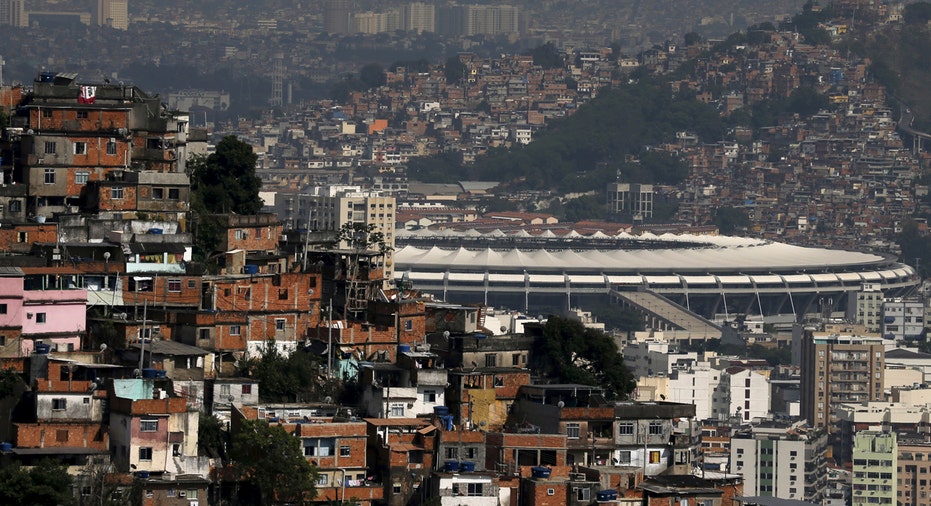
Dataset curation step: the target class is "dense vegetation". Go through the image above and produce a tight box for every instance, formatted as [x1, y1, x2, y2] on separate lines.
[530, 316, 636, 400]
[232, 419, 319, 506]
[0, 461, 76, 506]
[237, 344, 342, 403]
[409, 76, 723, 194]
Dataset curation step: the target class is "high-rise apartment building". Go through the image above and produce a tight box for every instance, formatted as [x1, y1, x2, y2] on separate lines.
[324, 0, 352, 34]
[436, 4, 519, 37]
[97, 0, 128, 30]
[898, 437, 931, 506]
[855, 283, 885, 332]
[851, 431, 896, 506]
[730, 421, 828, 502]
[401, 2, 434, 33]
[608, 182, 654, 219]
[0, 0, 27, 27]
[800, 332, 885, 430]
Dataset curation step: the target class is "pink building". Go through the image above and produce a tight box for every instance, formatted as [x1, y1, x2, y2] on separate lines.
[0, 267, 87, 356]
[0, 268, 26, 357]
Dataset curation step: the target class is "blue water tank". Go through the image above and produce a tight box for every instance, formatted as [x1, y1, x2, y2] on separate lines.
[39, 72, 56, 83]
[148, 228, 163, 235]
[444, 460, 460, 472]
[141, 368, 159, 379]
[0, 442, 12, 452]
[398, 345, 411, 353]
[137, 471, 150, 479]
[460, 461, 475, 473]
[155, 370, 168, 379]
[531, 466, 551, 478]
[34, 343, 51, 354]
[243, 265, 259, 275]
[597, 489, 618, 502]
[433, 406, 449, 416]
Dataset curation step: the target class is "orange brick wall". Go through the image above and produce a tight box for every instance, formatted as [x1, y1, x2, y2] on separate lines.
[0, 224, 59, 253]
[97, 184, 137, 211]
[14, 422, 108, 449]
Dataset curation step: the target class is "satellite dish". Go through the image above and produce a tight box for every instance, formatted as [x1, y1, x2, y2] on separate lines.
[557, 400, 565, 408]
[308, 289, 314, 296]
[500, 326, 507, 333]
[118, 313, 128, 320]
[324, 396, 333, 404]
[227, 395, 235, 402]
[89, 382, 98, 392]
[442, 330, 450, 340]
[133, 368, 142, 378]
[99, 343, 107, 352]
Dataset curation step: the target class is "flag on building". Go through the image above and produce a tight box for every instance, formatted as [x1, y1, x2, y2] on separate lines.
[78, 86, 96, 104]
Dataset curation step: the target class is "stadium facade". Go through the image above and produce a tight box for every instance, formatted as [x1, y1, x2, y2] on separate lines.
[393, 229, 918, 320]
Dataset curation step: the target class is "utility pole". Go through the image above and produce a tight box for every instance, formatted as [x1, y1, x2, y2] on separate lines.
[327, 298, 333, 378]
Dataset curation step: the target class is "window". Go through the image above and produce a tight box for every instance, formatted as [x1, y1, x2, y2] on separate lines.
[167, 489, 175, 497]
[316, 474, 328, 486]
[648, 421, 663, 435]
[111, 186, 124, 199]
[168, 188, 180, 199]
[405, 319, 413, 331]
[618, 423, 634, 435]
[278, 288, 289, 300]
[188, 279, 197, 289]
[513, 353, 520, 366]
[393, 484, 402, 494]
[390, 404, 405, 417]
[423, 390, 437, 403]
[141, 419, 158, 432]
[44, 168, 55, 184]
[106, 140, 117, 155]
[139, 447, 153, 461]
[566, 422, 581, 439]
[73, 142, 87, 155]
[167, 279, 182, 292]
[576, 487, 591, 501]
[152, 188, 164, 199]
[340, 446, 351, 457]
[186, 490, 197, 500]
[649, 451, 661, 463]
[241, 384, 252, 395]
[485, 354, 497, 367]
[303, 438, 335, 457]
[275, 319, 286, 331]
[36, 313, 47, 324]
[75, 171, 90, 184]
[547, 488, 555, 496]
[230, 325, 241, 336]
[466, 483, 483, 496]
[446, 447, 458, 459]
[617, 450, 632, 464]
[44, 141, 56, 154]
[0, 304, 5, 314]
[42, 109, 53, 118]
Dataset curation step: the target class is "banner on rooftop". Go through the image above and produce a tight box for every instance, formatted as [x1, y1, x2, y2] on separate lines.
[78, 86, 96, 104]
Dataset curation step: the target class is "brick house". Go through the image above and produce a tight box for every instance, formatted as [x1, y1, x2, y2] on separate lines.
[108, 378, 208, 478]
[366, 417, 437, 506]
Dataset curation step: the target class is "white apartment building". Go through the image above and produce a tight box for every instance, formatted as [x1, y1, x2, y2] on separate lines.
[713, 367, 771, 423]
[854, 284, 884, 332]
[730, 422, 828, 502]
[881, 297, 925, 341]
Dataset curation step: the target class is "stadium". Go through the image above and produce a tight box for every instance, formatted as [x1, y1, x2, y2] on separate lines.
[394, 229, 918, 326]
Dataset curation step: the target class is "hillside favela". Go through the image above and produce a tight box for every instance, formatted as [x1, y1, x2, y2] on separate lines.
[7, 0, 931, 505]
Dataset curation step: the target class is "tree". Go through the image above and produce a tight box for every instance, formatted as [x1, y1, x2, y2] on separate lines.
[238, 343, 327, 403]
[714, 206, 751, 235]
[231, 419, 318, 506]
[198, 411, 228, 459]
[530, 316, 635, 400]
[529, 42, 564, 69]
[0, 460, 76, 506]
[904, 1, 931, 24]
[189, 136, 263, 215]
[443, 56, 467, 83]
[359, 63, 387, 89]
